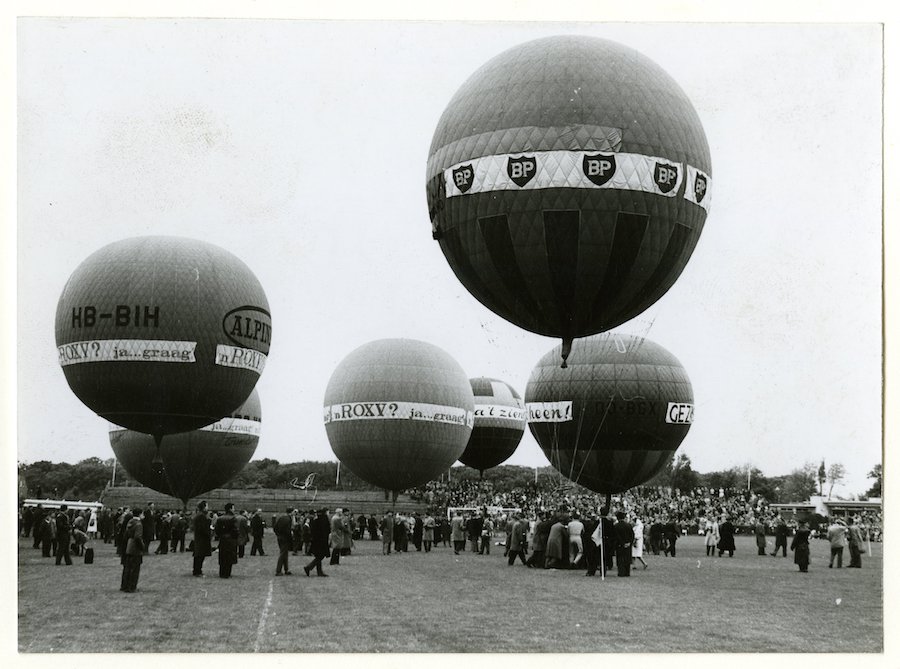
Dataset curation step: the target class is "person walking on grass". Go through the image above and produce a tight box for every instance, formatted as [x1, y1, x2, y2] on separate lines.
[304, 508, 330, 577]
[717, 515, 736, 558]
[250, 509, 266, 556]
[507, 512, 529, 566]
[450, 510, 465, 555]
[791, 520, 811, 573]
[770, 517, 788, 557]
[704, 516, 719, 557]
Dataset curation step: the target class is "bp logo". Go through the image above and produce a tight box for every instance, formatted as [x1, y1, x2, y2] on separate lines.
[694, 173, 708, 203]
[583, 153, 617, 187]
[654, 162, 680, 194]
[507, 155, 537, 187]
[452, 164, 475, 193]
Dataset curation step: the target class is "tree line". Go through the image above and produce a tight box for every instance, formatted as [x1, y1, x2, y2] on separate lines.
[18, 455, 882, 506]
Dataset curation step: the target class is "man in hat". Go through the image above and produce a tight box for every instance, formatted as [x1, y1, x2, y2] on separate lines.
[192, 501, 211, 576]
[250, 509, 266, 556]
[613, 511, 633, 577]
[304, 508, 330, 577]
[214, 502, 239, 578]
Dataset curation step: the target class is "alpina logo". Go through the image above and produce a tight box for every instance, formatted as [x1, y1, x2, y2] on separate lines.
[223, 306, 272, 353]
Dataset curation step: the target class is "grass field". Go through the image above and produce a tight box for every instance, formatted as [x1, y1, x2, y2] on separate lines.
[17, 532, 882, 654]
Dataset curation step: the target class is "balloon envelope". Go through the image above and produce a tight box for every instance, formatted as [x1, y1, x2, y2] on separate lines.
[525, 333, 693, 493]
[109, 388, 262, 504]
[56, 236, 271, 437]
[323, 339, 474, 492]
[427, 36, 711, 357]
[459, 377, 526, 473]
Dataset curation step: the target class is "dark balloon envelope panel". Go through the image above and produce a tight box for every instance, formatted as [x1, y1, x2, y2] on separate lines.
[458, 377, 526, 473]
[109, 389, 261, 504]
[323, 339, 474, 492]
[525, 333, 693, 493]
[427, 35, 711, 344]
[55, 236, 271, 437]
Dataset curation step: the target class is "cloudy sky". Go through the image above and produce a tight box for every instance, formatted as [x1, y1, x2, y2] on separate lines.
[14, 17, 884, 496]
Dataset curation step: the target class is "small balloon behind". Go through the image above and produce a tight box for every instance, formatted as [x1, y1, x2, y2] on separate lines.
[525, 333, 694, 494]
[459, 377, 526, 474]
[110, 389, 261, 505]
[323, 339, 474, 492]
[427, 35, 712, 365]
[55, 236, 271, 439]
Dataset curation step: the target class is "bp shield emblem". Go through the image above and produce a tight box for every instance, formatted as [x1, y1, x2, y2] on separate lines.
[452, 165, 475, 193]
[694, 173, 708, 203]
[507, 156, 537, 187]
[654, 162, 680, 194]
[583, 153, 617, 187]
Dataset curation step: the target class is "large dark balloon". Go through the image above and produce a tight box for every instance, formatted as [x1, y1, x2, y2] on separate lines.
[323, 339, 474, 492]
[427, 36, 711, 363]
[525, 333, 693, 493]
[109, 389, 261, 505]
[56, 236, 271, 438]
[459, 377, 526, 474]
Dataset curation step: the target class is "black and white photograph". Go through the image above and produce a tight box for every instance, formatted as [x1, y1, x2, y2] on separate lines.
[9, 4, 894, 661]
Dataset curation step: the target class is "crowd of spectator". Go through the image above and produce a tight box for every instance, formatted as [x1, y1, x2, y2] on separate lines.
[410, 479, 883, 539]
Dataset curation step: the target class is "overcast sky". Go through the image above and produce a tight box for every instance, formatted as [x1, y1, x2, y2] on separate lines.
[15, 18, 884, 497]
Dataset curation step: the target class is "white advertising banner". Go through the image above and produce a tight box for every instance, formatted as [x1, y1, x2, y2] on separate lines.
[109, 417, 262, 437]
[215, 344, 266, 374]
[443, 150, 704, 202]
[474, 404, 527, 426]
[323, 401, 474, 428]
[526, 401, 574, 423]
[58, 339, 196, 366]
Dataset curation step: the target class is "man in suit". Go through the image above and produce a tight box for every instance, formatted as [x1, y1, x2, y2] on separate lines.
[304, 508, 330, 577]
[582, 511, 601, 576]
[250, 509, 266, 556]
[214, 502, 239, 578]
[848, 516, 865, 568]
[236, 509, 250, 559]
[120, 508, 144, 592]
[274, 507, 294, 575]
[613, 511, 633, 577]
[55, 505, 73, 566]
[771, 517, 789, 557]
[192, 501, 211, 577]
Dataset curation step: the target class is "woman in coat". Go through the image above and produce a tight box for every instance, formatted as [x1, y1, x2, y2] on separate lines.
[791, 520, 811, 572]
[545, 517, 568, 569]
[304, 508, 330, 577]
[717, 516, 736, 557]
[704, 517, 719, 557]
[631, 515, 648, 569]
